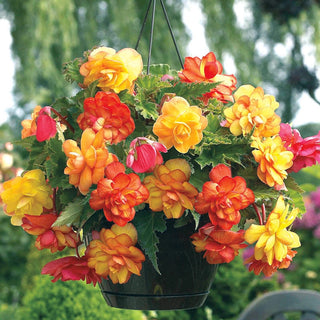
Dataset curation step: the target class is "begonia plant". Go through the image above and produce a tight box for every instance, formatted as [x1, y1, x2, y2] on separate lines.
[2, 46, 319, 286]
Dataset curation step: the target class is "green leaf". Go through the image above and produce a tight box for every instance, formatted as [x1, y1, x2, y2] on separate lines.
[146, 64, 170, 76]
[62, 57, 83, 84]
[136, 74, 169, 91]
[159, 82, 218, 101]
[205, 113, 221, 133]
[286, 176, 306, 217]
[253, 185, 281, 203]
[135, 96, 159, 120]
[13, 135, 37, 149]
[52, 198, 84, 227]
[44, 138, 69, 188]
[118, 90, 136, 105]
[190, 210, 201, 229]
[133, 209, 167, 274]
[195, 144, 244, 168]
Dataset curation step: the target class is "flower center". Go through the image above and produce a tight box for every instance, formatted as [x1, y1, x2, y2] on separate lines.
[173, 122, 191, 144]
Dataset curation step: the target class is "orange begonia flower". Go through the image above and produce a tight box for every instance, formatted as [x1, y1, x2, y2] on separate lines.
[191, 223, 247, 264]
[63, 128, 116, 195]
[143, 158, 198, 219]
[77, 91, 135, 145]
[87, 223, 145, 284]
[153, 96, 208, 153]
[245, 248, 297, 277]
[80, 47, 143, 93]
[178, 52, 237, 103]
[89, 161, 149, 226]
[224, 85, 281, 138]
[22, 213, 79, 253]
[194, 164, 255, 230]
[21, 105, 41, 139]
[251, 135, 294, 188]
[244, 196, 300, 266]
[1, 169, 53, 226]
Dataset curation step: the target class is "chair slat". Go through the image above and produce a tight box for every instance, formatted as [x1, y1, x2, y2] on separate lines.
[301, 311, 319, 320]
[237, 290, 320, 320]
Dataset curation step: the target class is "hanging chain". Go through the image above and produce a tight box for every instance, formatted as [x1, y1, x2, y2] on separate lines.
[135, 0, 184, 73]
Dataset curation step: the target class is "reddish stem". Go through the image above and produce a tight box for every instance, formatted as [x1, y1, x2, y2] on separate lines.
[261, 203, 266, 224]
[50, 108, 75, 133]
[52, 188, 57, 214]
[252, 203, 263, 225]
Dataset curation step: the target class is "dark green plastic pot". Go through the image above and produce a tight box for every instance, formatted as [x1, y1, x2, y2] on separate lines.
[86, 217, 218, 310]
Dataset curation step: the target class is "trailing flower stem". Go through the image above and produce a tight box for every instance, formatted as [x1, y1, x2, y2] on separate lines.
[50, 108, 75, 133]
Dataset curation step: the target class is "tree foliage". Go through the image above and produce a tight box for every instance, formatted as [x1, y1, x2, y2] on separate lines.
[1, 0, 320, 130]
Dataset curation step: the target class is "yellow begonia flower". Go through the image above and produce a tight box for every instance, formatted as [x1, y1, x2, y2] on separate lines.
[143, 158, 198, 219]
[251, 135, 293, 188]
[153, 97, 208, 153]
[1, 169, 53, 226]
[80, 47, 143, 93]
[244, 196, 300, 265]
[224, 85, 281, 138]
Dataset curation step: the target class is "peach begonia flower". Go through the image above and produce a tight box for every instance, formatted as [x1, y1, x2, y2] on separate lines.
[80, 47, 143, 93]
[86, 223, 145, 284]
[178, 52, 237, 103]
[1, 169, 53, 226]
[251, 135, 294, 188]
[245, 248, 297, 277]
[153, 96, 208, 153]
[21, 105, 41, 139]
[89, 161, 149, 226]
[143, 158, 198, 219]
[22, 213, 79, 253]
[77, 91, 135, 145]
[63, 128, 116, 195]
[194, 164, 255, 230]
[244, 196, 301, 266]
[224, 85, 281, 138]
[191, 223, 247, 264]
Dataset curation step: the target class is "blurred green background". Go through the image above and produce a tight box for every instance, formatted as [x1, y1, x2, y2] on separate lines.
[1, 0, 320, 319]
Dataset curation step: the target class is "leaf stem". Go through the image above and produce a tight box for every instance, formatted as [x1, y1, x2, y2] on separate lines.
[51, 108, 75, 133]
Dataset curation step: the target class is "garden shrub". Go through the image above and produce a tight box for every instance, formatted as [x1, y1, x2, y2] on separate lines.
[17, 276, 144, 320]
[0, 211, 31, 304]
[195, 255, 280, 320]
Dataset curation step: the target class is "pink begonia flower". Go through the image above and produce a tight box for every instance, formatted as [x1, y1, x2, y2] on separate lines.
[161, 74, 174, 81]
[41, 255, 101, 286]
[36, 107, 57, 142]
[126, 137, 167, 173]
[279, 123, 320, 172]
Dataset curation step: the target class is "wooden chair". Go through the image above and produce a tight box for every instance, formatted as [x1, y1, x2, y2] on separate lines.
[237, 289, 320, 320]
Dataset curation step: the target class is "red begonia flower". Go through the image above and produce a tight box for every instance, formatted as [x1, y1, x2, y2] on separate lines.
[36, 107, 57, 142]
[178, 52, 237, 104]
[41, 255, 101, 286]
[191, 223, 247, 264]
[194, 164, 255, 230]
[77, 91, 135, 144]
[279, 123, 320, 173]
[89, 161, 149, 226]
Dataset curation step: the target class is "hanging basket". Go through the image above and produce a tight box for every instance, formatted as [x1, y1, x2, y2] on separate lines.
[85, 218, 218, 310]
